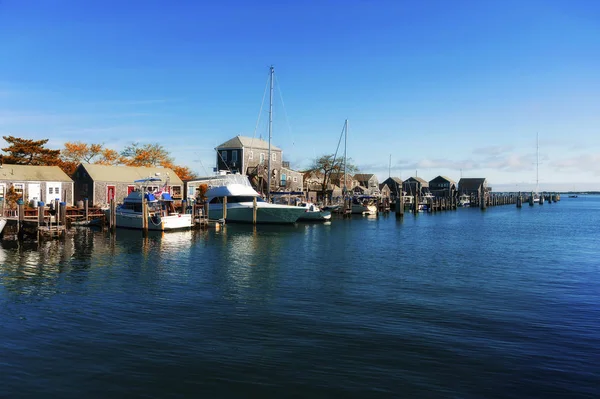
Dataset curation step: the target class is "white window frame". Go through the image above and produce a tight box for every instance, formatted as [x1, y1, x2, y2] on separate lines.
[0, 183, 5, 200]
[272, 152, 276, 161]
[260, 153, 265, 164]
[13, 183, 24, 198]
[248, 150, 253, 160]
[293, 177, 297, 182]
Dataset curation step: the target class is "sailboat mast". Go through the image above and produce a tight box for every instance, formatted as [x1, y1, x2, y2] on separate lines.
[343, 119, 348, 195]
[536, 132, 539, 194]
[267, 65, 274, 201]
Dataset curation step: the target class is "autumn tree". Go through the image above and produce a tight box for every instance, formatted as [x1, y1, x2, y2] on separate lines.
[60, 141, 123, 175]
[171, 165, 197, 181]
[311, 154, 358, 198]
[120, 142, 197, 180]
[4, 186, 21, 209]
[1, 136, 61, 165]
[121, 143, 173, 167]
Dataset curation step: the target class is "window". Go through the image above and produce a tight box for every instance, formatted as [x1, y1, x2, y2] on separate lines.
[221, 150, 227, 162]
[232, 151, 238, 162]
[280, 173, 286, 187]
[172, 186, 182, 199]
[293, 177, 297, 182]
[13, 183, 24, 198]
[249, 151, 253, 160]
[272, 152, 276, 161]
[260, 153, 265, 163]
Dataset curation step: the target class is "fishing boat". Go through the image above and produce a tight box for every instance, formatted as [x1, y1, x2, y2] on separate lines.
[458, 194, 471, 207]
[202, 173, 307, 224]
[296, 202, 331, 222]
[351, 196, 378, 215]
[107, 177, 193, 231]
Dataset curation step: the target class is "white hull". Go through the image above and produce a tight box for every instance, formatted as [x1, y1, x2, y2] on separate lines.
[0, 218, 6, 234]
[208, 202, 307, 224]
[298, 210, 331, 221]
[351, 204, 377, 215]
[109, 210, 193, 231]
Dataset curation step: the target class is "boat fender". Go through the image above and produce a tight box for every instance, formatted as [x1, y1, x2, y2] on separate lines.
[151, 215, 160, 225]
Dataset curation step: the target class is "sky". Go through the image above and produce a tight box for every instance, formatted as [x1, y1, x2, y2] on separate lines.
[1, 0, 599, 191]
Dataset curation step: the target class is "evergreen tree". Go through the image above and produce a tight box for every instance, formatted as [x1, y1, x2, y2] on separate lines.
[1, 136, 61, 165]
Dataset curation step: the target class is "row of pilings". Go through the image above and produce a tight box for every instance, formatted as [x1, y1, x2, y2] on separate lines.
[393, 191, 560, 218]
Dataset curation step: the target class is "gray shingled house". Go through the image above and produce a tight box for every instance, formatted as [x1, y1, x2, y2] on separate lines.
[354, 173, 380, 195]
[380, 177, 403, 200]
[403, 176, 429, 196]
[215, 135, 303, 194]
[429, 176, 457, 198]
[0, 164, 74, 206]
[73, 164, 184, 207]
[458, 178, 488, 195]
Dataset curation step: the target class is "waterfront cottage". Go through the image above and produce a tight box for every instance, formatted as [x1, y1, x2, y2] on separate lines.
[458, 178, 488, 196]
[72, 164, 184, 207]
[354, 174, 380, 195]
[429, 176, 457, 198]
[215, 135, 303, 194]
[380, 177, 403, 200]
[0, 164, 74, 206]
[403, 177, 429, 196]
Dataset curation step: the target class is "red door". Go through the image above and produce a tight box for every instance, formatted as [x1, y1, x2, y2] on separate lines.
[107, 185, 116, 202]
[127, 185, 135, 195]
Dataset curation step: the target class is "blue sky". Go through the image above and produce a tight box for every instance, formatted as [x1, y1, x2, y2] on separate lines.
[1, 0, 599, 191]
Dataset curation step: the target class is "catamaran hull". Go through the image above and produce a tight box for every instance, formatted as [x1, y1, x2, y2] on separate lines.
[108, 211, 193, 231]
[208, 203, 307, 224]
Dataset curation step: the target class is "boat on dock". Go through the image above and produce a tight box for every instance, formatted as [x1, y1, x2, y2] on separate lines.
[203, 173, 308, 224]
[107, 177, 193, 231]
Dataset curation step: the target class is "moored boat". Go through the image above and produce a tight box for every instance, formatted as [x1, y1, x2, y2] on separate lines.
[107, 178, 193, 231]
[296, 202, 331, 222]
[203, 174, 307, 224]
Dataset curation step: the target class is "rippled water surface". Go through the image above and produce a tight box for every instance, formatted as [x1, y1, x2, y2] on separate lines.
[2, 197, 599, 398]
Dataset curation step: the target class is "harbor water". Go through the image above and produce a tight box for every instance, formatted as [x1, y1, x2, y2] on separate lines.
[1, 197, 599, 398]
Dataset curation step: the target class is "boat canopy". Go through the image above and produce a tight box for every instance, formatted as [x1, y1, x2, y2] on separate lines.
[134, 177, 162, 184]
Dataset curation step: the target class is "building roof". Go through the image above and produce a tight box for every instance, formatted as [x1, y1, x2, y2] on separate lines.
[216, 135, 282, 151]
[382, 177, 403, 185]
[458, 178, 487, 190]
[78, 164, 184, 185]
[0, 164, 72, 182]
[430, 175, 456, 184]
[353, 173, 375, 182]
[405, 176, 428, 184]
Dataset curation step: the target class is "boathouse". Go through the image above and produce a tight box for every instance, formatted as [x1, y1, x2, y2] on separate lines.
[0, 164, 74, 206]
[72, 164, 184, 207]
[429, 176, 457, 198]
[403, 177, 429, 196]
[458, 178, 489, 195]
[354, 174, 380, 195]
[380, 177, 403, 200]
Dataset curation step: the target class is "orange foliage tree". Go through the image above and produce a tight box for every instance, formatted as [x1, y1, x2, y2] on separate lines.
[2, 136, 61, 165]
[60, 141, 123, 175]
[121, 142, 197, 180]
